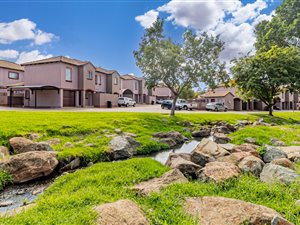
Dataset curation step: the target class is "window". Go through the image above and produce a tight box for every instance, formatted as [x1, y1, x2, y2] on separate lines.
[8, 72, 19, 79]
[65, 68, 72, 81]
[114, 77, 118, 85]
[87, 71, 93, 80]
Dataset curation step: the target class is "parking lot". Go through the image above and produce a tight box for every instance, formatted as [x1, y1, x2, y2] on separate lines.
[0, 104, 265, 114]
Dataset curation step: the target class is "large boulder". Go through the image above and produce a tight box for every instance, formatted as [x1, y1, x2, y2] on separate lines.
[217, 152, 252, 165]
[263, 146, 288, 163]
[213, 133, 231, 144]
[260, 164, 300, 184]
[238, 156, 265, 176]
[198, 161, 241, 183]
[108, 135, 140, 160]
[278, 146, 300, 162]
[271, 158, 295, 170]
[271, 138, 286, 147]
[132, 169, 188, 196]
[167, 156, 201, 178]
[232, 143, 260, 158]
[153, 131, 187, 147]
[9, 137, 53, 154]
[0, 151, 58, 183]
[0, 146, 9, 159]
[165, 153, 191, 166]
[94, 199, 149, 225]
[192, 128, 211, 138]
[191, 138, 230, 167]
[184, 196, 293, 225]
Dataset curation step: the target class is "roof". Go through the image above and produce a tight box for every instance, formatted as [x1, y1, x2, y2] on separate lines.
[96, 67, 117, 75]
[0, 60, 24, 71]
[201, 91, 234, 98]
[21, 56, 93, 67]
[121, 74, 143, 80]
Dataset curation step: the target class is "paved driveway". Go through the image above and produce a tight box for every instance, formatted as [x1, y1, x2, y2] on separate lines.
[0, 104, 267, 114]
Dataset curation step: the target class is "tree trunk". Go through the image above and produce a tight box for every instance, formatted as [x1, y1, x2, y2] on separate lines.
[170, 95, 179, 116]
[268, 105, 273, 116]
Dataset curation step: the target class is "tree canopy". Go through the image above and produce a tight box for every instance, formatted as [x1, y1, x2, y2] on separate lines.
[232, 45, 300, 116]
[134, 18, 226, 115]
[255, 0, 300, 51]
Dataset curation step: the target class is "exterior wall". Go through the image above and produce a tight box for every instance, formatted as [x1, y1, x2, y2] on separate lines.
[204, 94, 234, 110]
[107, 72, 120, 94]
[95, 72, 107, 93]
[0, 89, 7, 105]
[82, 63, 96, 91]
[94, 93, 118, 107]
[121, 79, 139, 95]
[152, 86, 172, 99]
[0, 68, 24, 86]
[60, 64, 79, 90]
[24, 89, 61, 108]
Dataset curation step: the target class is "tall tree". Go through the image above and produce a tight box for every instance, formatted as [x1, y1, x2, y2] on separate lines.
[255, 0, 300, 51]
[232, 46, 300, 116]
[134, 19, 226, 116]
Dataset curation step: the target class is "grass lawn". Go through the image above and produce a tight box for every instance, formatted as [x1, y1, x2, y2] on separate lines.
[1, 111, 300, 224]
[0, 158, 299, 225]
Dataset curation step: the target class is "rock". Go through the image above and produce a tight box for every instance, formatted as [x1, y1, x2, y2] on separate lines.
[184, 196, 293, 225]
[64, 142, 74, 148]
[167, 156, 201, 178]
[87, 162, 93, 167]
[213, 126, 232, 134]
[0, 146, 9, 159]
[271, 158, 295, 170]
[61, 157, 81, 171]
[94, 199, 149, 225]
[9, 137, 33, 153]
[271, 216, 294, 225]
[46, 138, 60, 145]
[0, 151, 58, 183]
[153, 131, 187, 147]
[260, 164, 300, 184]
[295, 200, 300, 207]
[213, 133, 231, 144]
[108, 136, 140, 160]
[183, 121, 193, 127]
[198, 161, 240, 183]
[278, 146, 300, 162]
[244, 137, 256, 144]
[114, 129, 122, 134]
[132, 169, 188, 196]
[165, 153, 191, 166]
[271, 138, 286, 146]
[218, 143, 236, 153]
[9, 137, 53, 154]
[238, 156, 265, 176]
[263, 146, 288, 163]
[233, 143, 260, 158]
[236, 120, 251, 127]
[0, 201, 13, 207]
[32, 187, 45, 195]
[192, 128, 211, 138]
[217, 152, 252, 165]
[191, 138, 230, 166]
[0, 203, 36, 218]
[28, 133, 40, 141]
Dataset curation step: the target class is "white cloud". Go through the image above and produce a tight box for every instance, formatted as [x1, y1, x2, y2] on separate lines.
[16, 50, 52, 64]
[135, 10, 159, 29]
[136, 0, 275, 67]
[0, 49, 19, 59]
[0, 19, 56, 45]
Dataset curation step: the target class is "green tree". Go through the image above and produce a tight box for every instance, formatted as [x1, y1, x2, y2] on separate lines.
[179, 85, 198, 100]
[232, 46, 300, 116]
[134, 19, 226, 116]
[255, 0, 300, 51]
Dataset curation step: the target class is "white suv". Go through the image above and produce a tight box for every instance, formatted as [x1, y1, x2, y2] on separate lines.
[118, 97, 136, 107]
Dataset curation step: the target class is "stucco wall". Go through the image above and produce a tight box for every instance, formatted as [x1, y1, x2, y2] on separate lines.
[94, 93, 118, 107]
[95, 72, 107, 93]
[153, 86, 172, 98]
[0, 68, 24, 86]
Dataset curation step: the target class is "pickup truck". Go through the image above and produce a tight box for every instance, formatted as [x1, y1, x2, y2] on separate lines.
[177, 99, 198, 110]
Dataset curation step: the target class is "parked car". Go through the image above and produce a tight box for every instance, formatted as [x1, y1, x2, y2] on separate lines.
[206, 102, 228, 112]
[156, 99, 163, 104]
[161, 100, 182, 110]
[177, 99, 198, 110]
[118, 97, 136, 107]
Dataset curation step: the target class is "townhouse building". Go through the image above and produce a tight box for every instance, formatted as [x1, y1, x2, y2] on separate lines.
[6, 56, 120, 108]
[0, 60, 25, 106]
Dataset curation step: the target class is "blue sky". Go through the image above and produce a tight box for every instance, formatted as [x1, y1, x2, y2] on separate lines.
[0, 0, 282, 76]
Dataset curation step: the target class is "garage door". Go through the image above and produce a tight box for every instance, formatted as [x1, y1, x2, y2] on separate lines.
[63, 90, 75, 107]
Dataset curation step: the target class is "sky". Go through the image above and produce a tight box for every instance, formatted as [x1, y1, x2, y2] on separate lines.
[0, 0, 282, 76]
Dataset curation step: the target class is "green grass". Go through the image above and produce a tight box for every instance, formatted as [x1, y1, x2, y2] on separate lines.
[0, 169, 12, 191]
[1, 158, 299, 225]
